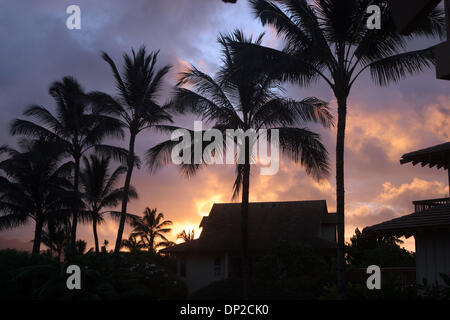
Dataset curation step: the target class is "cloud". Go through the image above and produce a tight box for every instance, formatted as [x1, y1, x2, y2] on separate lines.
[423, 96, 450, 141]
[347, 205, 398, 228]
[378, 178, 447, 210]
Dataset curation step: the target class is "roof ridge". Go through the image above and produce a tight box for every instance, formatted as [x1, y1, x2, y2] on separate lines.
[213, 200, 327, 206]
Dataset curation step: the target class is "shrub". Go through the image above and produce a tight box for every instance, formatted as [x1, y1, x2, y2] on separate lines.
[0, 249, 187, 300]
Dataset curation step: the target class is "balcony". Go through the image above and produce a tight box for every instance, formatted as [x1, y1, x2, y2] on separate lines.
[413, 197, 450, 212]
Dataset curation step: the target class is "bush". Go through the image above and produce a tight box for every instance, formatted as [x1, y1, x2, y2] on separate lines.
[347, 228, 415, 268]
[251, 241, 333, 299]
[320, 280, 417, 300]
[0, 249, 187, 300]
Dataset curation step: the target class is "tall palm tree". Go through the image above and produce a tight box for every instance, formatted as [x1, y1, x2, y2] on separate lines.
[10, 76, 124, 255]
[147, 30, 332, 297]
[129, 207, 173, 252]
[80, 155, 138, 253]
[177, 229, 195, 243]
[231, 0, 445, 298]
[0, 139, 73, 255]
[89, 47, 174, 253]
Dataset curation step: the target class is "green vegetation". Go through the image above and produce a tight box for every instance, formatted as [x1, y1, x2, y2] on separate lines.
[0, 249, 187, 300]
[347, 228, 415, 268]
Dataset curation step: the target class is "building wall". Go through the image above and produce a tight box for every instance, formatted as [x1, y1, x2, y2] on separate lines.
[321, 224, 337, 242]
[415, 231, 450, 286]
[178, 253, 229, 294]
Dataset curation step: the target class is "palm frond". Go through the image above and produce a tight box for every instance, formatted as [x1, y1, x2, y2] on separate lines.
[367, 47, 436, 86]
[94, 144, 141, 169]
[273, 127, 330, 181]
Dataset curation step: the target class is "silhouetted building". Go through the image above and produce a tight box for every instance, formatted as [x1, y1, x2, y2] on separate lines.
[365, 142, 450, 286]
[161, 200, 337, 293]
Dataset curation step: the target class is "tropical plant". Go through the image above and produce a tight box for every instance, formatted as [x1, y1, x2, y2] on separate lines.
[0, 249, 187, 300]
[121, 235, 145, 253]
[75, 240, 87, 255]
[0, 139, 73, 255]
[347, 228, 415, 268]
[10, 76, 124, 255]
[130, 207, 173, 252]
[230, 0, 445, 297]
[80, 155, 138, 253]
[177, 229, 195, 243]
[89, 47, 175, 254]
[41, 225, 69, 261]
[147, 30, 332, 297]
[101, 240, 109, 253]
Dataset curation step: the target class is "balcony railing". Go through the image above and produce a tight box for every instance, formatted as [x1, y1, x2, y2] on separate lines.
[413, 197, 450, 212]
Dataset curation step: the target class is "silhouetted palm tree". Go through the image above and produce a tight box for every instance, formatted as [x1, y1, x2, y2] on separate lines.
[10, 76, 124, 255]
[0, 139, 73, 255]
[232, 0, 445, 298]
[80, 155, 138, 253]
[89, 47, 174, 253]
[121, 234, 145, 253]
[147, 30, 332, 297]
[177, 229, 195, 243]
[130, 207, 173, 252]
[41, 225, 67, 261]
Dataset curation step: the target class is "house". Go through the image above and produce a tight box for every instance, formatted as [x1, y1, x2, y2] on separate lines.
[365, 142, 450, 286]
[161, 200, 337, 293]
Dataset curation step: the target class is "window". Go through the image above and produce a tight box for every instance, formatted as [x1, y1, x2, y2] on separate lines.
[214, 256, 221, 277]
[180, 259, 186, 277]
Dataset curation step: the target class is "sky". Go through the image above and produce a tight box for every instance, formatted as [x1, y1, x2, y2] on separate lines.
[1, 0, 449, 252]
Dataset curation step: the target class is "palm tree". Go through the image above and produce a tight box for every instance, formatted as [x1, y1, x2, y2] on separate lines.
[177, 229, 195, 243]
[0, 139, 73, 255]
[41, 225, 67, 261]
[89, 47, 174, 253]
[147, 30, 332, 297]
[129, 207, 173, 252]
[80, 155, 138, 253]
[121, 234, 145, 252]
[231, 0, 445, 298]
[10, 76, 124, 255]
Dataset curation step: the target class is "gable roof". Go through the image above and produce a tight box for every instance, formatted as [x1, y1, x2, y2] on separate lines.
[364, 203, 450, 238]
[162, 200, 336, 254]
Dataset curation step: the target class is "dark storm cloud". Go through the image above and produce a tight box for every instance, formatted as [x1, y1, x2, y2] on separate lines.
[0, 0, 257, 143]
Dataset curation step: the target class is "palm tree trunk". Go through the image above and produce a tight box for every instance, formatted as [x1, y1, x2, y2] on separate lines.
[149, 235, 155, 253]
[32, 215, 43, 256]
[93, 219, 99, 253]
[241, 137, 250, 299]
[114, 133, 136, 254]
[336, 94, 347, 299]
[70, 156, 81, 257]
